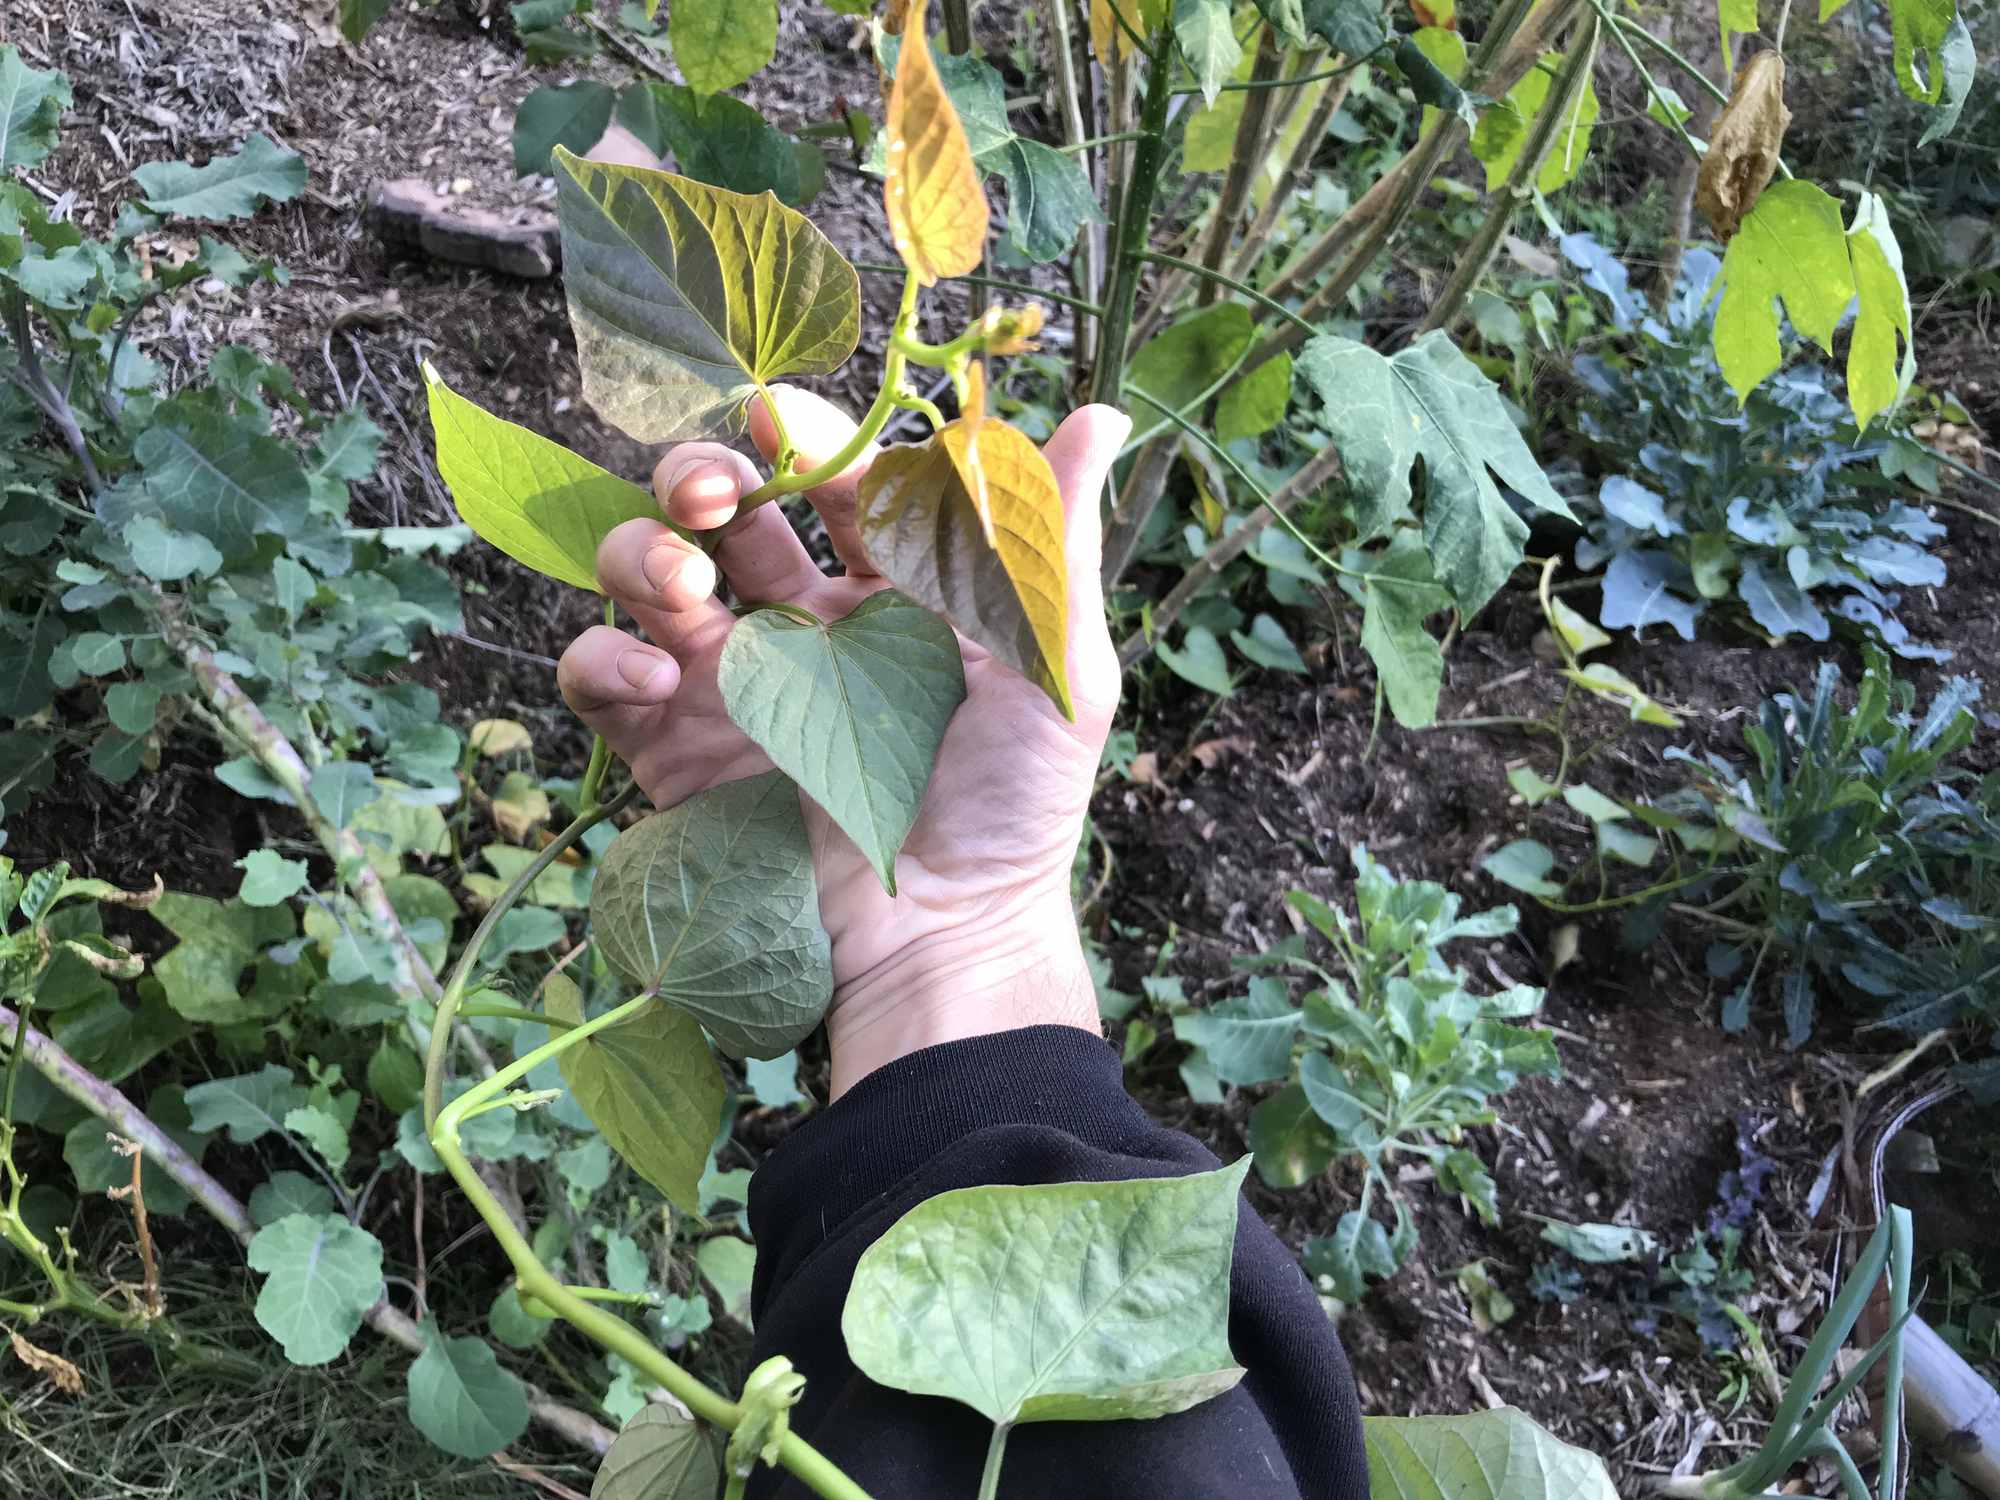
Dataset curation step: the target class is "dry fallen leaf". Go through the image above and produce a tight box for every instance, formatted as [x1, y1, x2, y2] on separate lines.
[1128, 751, 1161, 786]
[1189, 735, 1254, 771]
[11, 1333, 84, 1395]
[1698, 50, 1791, 239]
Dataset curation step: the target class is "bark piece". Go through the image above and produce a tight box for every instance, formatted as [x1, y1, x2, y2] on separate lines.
[368, 178, 559, 279]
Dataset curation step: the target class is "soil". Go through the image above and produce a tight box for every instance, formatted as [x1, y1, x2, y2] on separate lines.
[6, 0, 1998, 1494]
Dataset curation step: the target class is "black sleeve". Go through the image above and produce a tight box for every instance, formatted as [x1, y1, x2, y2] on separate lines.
[744, 1025, 1370, 1499]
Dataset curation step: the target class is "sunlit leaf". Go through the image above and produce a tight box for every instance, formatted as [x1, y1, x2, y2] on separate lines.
[1363, 1408, 1619, 1500]
[425, 363, 659, 593]
[1712, 179, 1852, 403]
[546, 974, 725, 1211]
[843, 1163, 1248, 1424]
[553, 150, 860, 442]
[1175, 0, 1243, 106]
[669, 0, 776, 95]
[590, 770, 833, 1058]
[718, 592, 965, 893]
[883, 29, 989, 285]
[1845, 191, 1914, 429]
[1469, 53, 1600, 195]
[1126, 304, 1255, 445]
[1215, 353, 1292, 445]
[857, 419, 1072, 716]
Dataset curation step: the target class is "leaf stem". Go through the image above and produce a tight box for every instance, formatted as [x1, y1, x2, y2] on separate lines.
[855, 263, 1107, 320]
[422, 780, 642, 1130]
[1137, 250, 1318, 340]
[977, 1423, 1013, 1500]
[1169, 52, 1380, 95]
[459, 1001, 577, 1029]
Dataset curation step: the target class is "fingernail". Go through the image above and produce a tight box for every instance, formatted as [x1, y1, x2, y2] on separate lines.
[670, 461, 733, 509]
[677, 550, 717, 599]
[641, 542, 683, 595]
[616, 650, 665, 691]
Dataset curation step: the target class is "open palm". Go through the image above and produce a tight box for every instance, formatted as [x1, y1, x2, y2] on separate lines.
[557, 387, 1129, 1090]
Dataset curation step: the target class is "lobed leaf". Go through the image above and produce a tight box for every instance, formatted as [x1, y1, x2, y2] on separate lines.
[133, 133, 307, 220]
[843, 1163, 1249, 1426]
[553, 149, 860, 442]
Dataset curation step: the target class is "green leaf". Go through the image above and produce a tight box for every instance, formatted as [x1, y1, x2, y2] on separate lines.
[1251, 0, 1307, 45]
[489, 1285, 548, 1350]
[1126, 304, 1254, 446]
[310, 761, 379, 830]
[1214, 353, 1291, 445]
[0, 44, 72, 171]
[131, 406, 314, 561]
[123, 515, 224, 581]
[718, 593, 965, 894]
[696, 1235, 756, 1326]
[62, 1086, 206, 1216]
[133, 133, 307, 220]
[245, 1212, 385, 1365]
[150, 894, 296, 1024]
[1230, 613, 1307, 673]
[1845, 191, 1914, 429]
[1174, 0, 1244, 106]
[591, 1405, 719, 1500]
[545, 974, 726, 1211]
[248, 1170, 336, 1227]
[235, 849, 309, 907]
[1304, 1208, 1398, 1301]
[407, 1326, 531, 1459]
[284, 1103, 352, 1173]
[512, 80, 617, 177]
[591, 771, 832, 1058]
[1298, 1051, 1371, 1135]
[616, 83, 803, 203]
[1481, 840, 1561, 898]
[104, 681, 161, 736]
[1363, 1407, 1619, 1500]
[670, 0, 775, 94]
[1301, 0, 1386, 57]
[1156, 624, 1234, 695]
[1249, 1082, 1338, 1188]
[184, 1064, 307, 1143]
[1175, 977, 1301, 1085]
[1469, 54, 1600, 194]
[990, 138, 1102, 264]
[1886, 0, 1959, 104]
[1349, 530, 1452, 728]
[1712, 180, 1853, 403]
[843, 1162, 1250, 1425]
[1181, 33, 1260, 172]
[338, 0, 393, 41]
[367, 1042, 426, 1114]
[1296, 332, 1571, 612]
[424, 365, 659, 594]
[1915, 16, 1976, 146]
[553, 150, 860, 443]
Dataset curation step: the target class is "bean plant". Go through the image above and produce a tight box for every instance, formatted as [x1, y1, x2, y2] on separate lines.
[1177, 852, 1559, 1301]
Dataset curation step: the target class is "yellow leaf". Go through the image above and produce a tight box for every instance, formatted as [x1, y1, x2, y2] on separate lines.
[884, 30, 989, 286]
[469, 718, 533, 757]
[859, 417, 1072, 717]
[1090, 0, 1164, 66]
[1547, 597, 1610, 660]
[490, 770, 552, 843]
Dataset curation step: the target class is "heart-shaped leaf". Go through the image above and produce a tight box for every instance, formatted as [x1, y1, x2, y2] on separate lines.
[843, 1161, 1249, 1426]
[592, 1405, 719, 1500]
[718, 592, 964, 893]
[552, 149, 860, 442]
[883, 28, 988, 285]
[424, 363, 660, 593]
[857, 419, 1072, 716]
[406, 1325, 530, 1459]
[1363, 1408, 1619, 1500]
[590, 770, 833, 1058]
[545, 973, 724, 1211]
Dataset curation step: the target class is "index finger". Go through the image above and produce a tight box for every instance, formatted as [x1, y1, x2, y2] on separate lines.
[749, 386, 882, 578]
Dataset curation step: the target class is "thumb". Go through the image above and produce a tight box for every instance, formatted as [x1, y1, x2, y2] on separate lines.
[1041, 404, 1130, 718]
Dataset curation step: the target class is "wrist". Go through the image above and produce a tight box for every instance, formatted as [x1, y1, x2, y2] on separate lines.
[824, 896, 1101, 1100]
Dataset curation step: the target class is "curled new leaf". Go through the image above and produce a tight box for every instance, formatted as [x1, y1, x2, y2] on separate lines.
[883, 29, 989, 285]
[552, 149, 860, 442]
[1697, 50, 1791, 239]
[857, 416, 1073, 717]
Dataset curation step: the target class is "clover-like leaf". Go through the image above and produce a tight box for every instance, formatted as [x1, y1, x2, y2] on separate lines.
[883, 28, 989, 286]
[590, 770, 833, 1059]
[545, 973, 724, 1212]
[857, 419, 1072, 716]
[718, 592, 965, 893]
[245, 1212, 385, 1366]
[425, 364, 661, 593]
[843, 1162, 1249, 1426]
[552, 149, 860, 442]
[1363, 1408, 1619, 1500]
[592, 1405, 719, 1500]
[407, 1325, 530, 1459]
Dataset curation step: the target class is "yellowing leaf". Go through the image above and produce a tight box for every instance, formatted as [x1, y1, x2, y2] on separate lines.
[469, 718, 533, 757]
[1090, 0, 1167, 66]
[1697, 50, 1791, 238]
[884, 31, 989, 286]
[1547, 597, 1609, 659]
[553, 150, 860, 442]
[490, 771, 551, 843]
[858, 419, 1072, 717]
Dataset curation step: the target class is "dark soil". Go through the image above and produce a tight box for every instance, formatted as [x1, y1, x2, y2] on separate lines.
[7, 0, 1999, 1494]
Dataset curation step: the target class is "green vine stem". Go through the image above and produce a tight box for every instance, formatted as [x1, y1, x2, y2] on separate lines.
[421, 778, 642, 1130]
[856, 263, 1107, 319]
[428, 1000, 876, 1500]
[1089, 43, 1177, 408]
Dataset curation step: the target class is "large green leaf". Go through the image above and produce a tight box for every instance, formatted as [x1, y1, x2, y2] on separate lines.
[184, 1063, 307, 1143]
[512, 80, 617, 177]
[592, 1405, 719, 1500]
[1295, 331, 1571, 613]
[1174, 977, 1301, 1085]
[843, 1163, 1250, 1425]
[132, 133, 308, 220]
[545, 974, 723, 1211]
[132, 405, 315, 561]
[552, 150, 860, 443]
[0, 45, 70, 172]
[670, 0, 776, 95]
[617, 84, 803, 204]
[149, 893, 297, 1024]
[1363, 1408, 1619, 1500]
[424, 364, 659, 593]
[990, 138, 1102, 263]
[407, 1326, 531, 1459]
[1126, 304, 1254, 445]
[1175, 0, 1244, 106]
[717, 592, 964, 894]
[1844, 191, 1914, 429]
[245, 1212, 386, 1365]
[590, 771, 832, 1058]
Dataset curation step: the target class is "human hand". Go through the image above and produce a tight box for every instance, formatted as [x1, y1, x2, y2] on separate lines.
[557, 387, 1130, 1096]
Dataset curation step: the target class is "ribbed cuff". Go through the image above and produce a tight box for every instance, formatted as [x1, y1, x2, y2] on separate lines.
[748, 1024, 1145, 1305]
